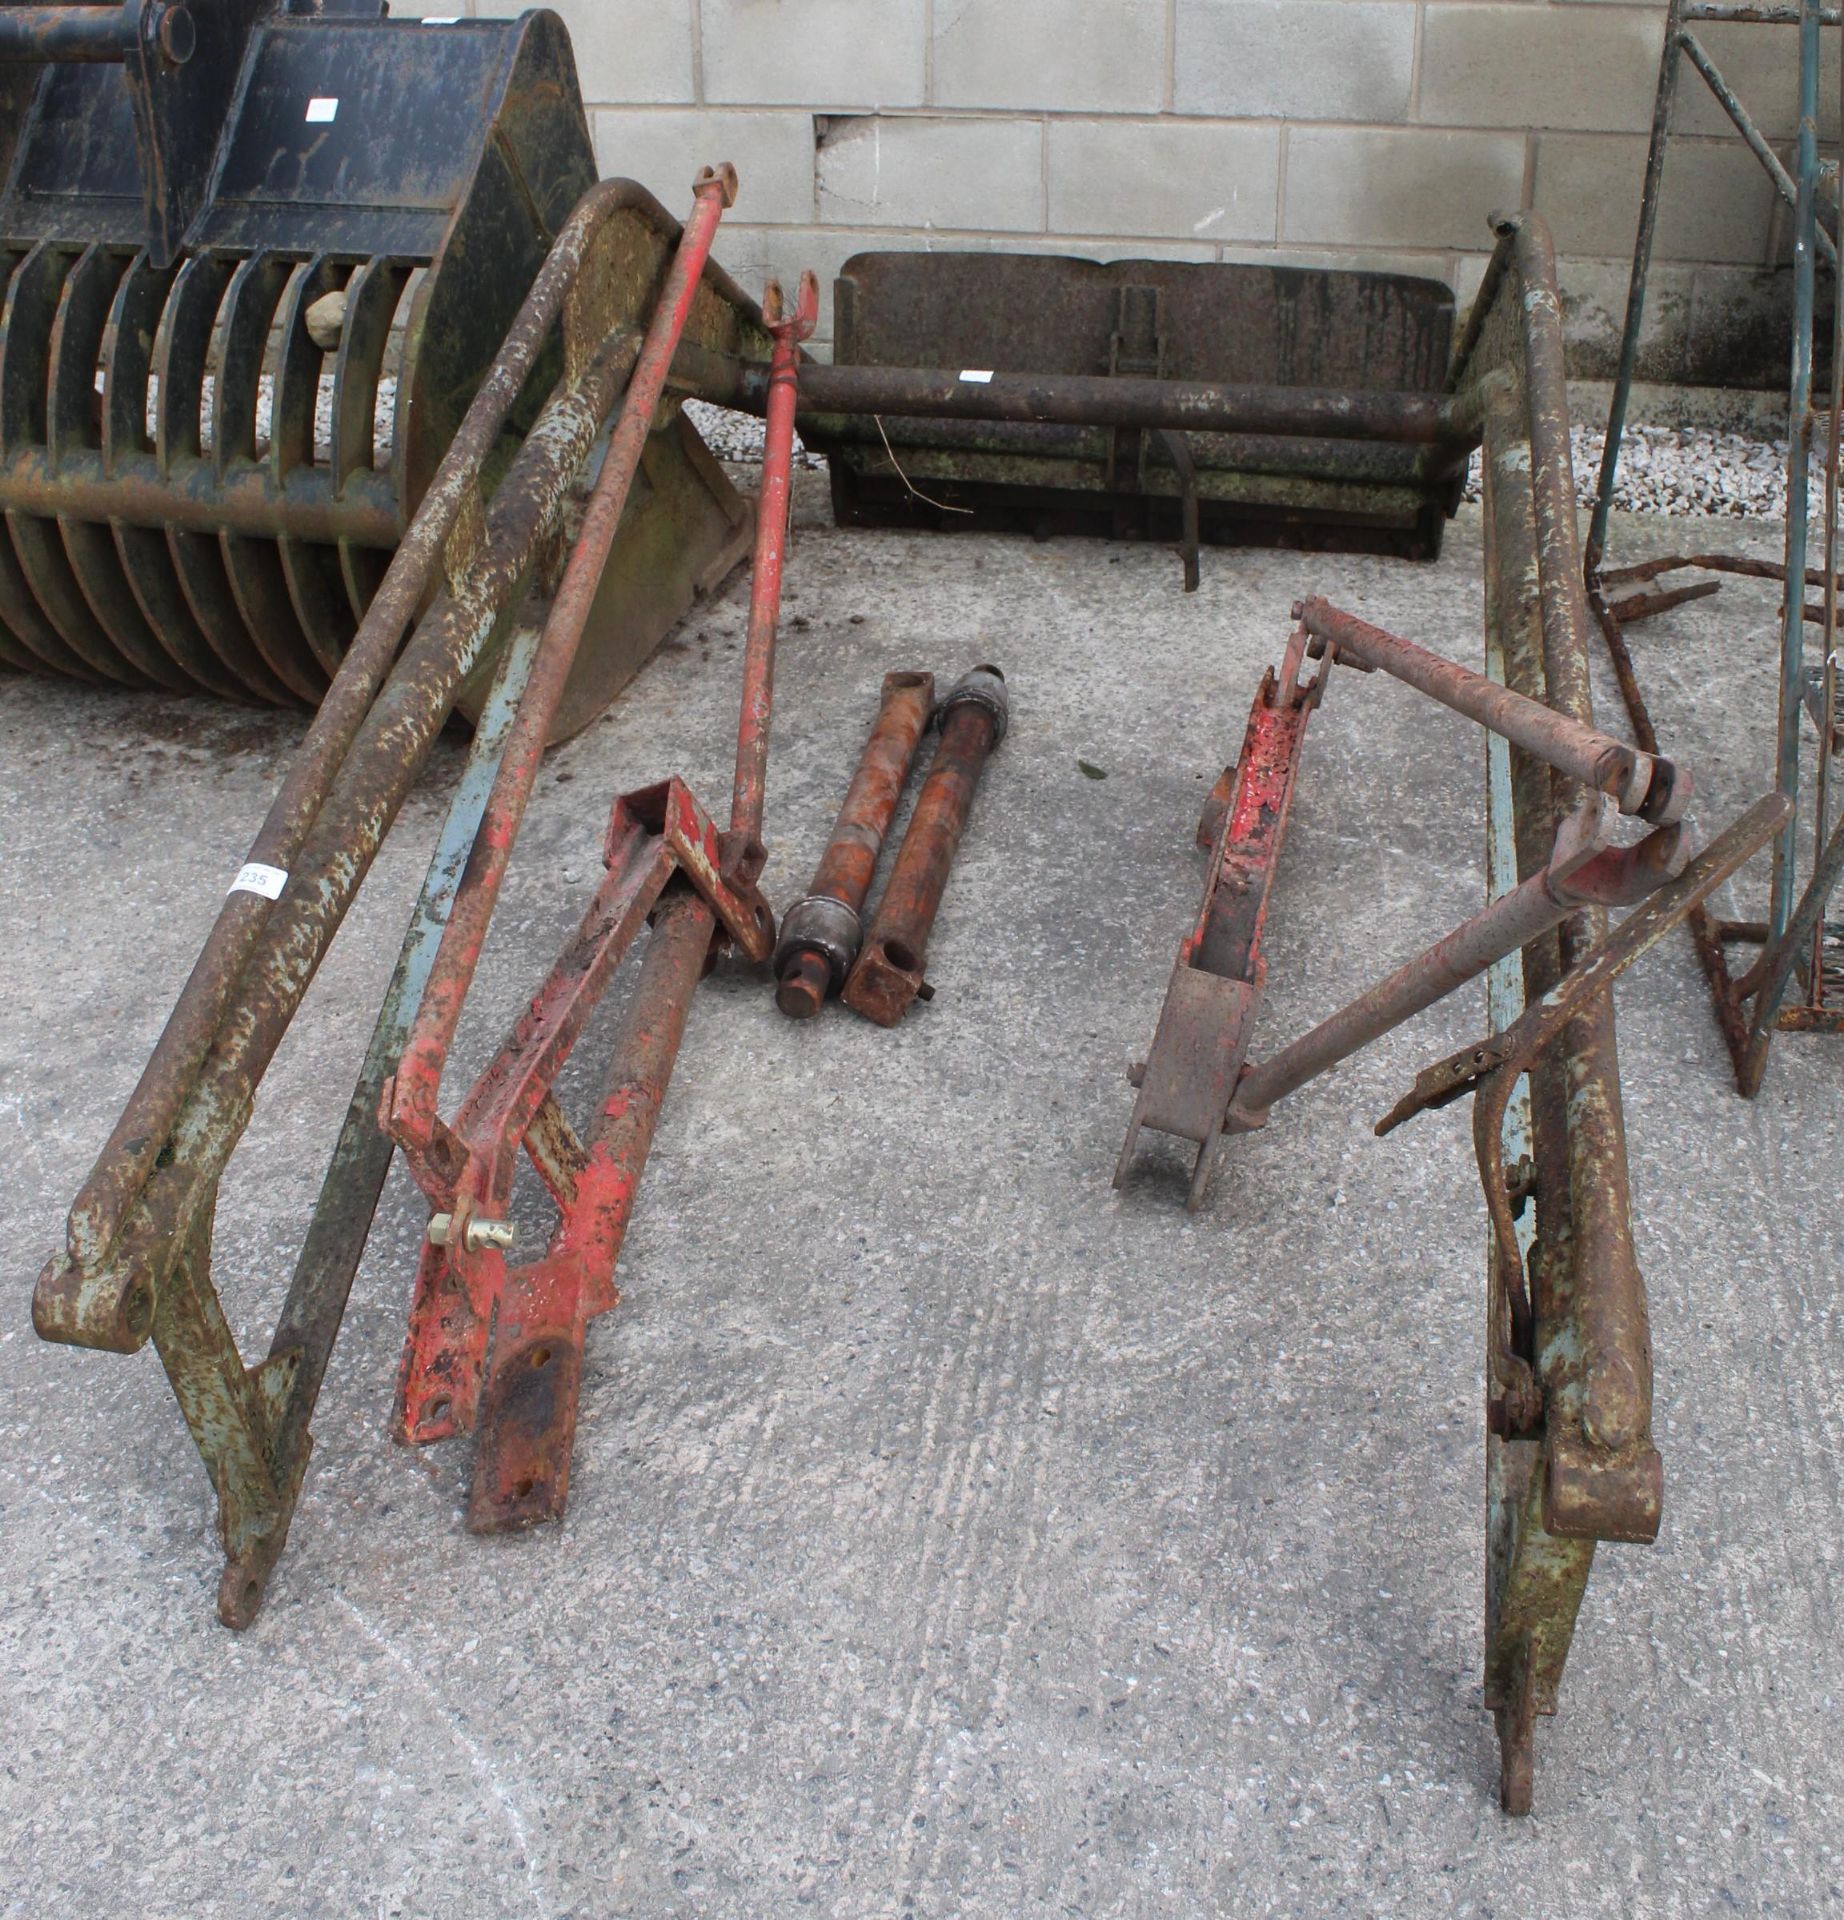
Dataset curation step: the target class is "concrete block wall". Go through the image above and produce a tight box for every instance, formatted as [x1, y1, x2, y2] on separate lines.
[455, 0, 1821, 384]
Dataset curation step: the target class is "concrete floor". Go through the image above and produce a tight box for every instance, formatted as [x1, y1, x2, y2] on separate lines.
[1, 480, 1839, 1919]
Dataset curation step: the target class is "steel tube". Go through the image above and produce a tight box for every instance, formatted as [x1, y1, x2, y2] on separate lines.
[465, 881, 713, 1533]
[726, 361, 1474, 449]
[0, 4, 131, 60]
[1600, 551, 1844, 591]
[1680, 30, 1838, 265]
[1587, 0, 1685, 569]
[1294, 596, 1656, 810]
[840, 668, 1006, 1027]
[732, 272, 816, 848]
[0, 445, 401, 546]
[584, 889, 711, 1239]
[1687, 4, 1839, 18]
[1230, 864, 1576, 1128]
[1501, 216, 1651, 825]
[797, 410, 1468, 489]
[1505, 207, 1663, 1553]
[1771, 0, 1823, 939]
[1812, 17, 1844, 1010]
[774, 669, 936, 1017]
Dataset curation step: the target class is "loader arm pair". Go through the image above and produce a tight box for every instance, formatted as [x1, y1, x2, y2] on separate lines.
[1117, 213, 1787, 1813]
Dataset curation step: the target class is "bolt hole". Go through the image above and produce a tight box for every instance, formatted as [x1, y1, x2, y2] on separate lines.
[528, 1345, 552, 1369]
[884, 939, 918, 974]
[512, 1476, 537, 1501]
[425, 1395, 451, 1423]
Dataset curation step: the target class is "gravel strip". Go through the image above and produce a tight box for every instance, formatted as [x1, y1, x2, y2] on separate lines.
[1464, 421, 1817, 519]
[685, 398, 822, 469]
[688, 399, 1812, 522]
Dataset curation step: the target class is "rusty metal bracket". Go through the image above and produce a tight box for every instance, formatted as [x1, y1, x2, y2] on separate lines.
[385, 772, 773, 1528]
[1117, 589, 1689, 1210]
[1114, 621, 1324, 1208]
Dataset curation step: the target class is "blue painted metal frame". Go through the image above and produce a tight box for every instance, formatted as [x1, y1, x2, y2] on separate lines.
[1587, 0, 1844, 1089]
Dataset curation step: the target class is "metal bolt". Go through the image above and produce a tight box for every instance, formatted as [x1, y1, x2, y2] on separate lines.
[427, 1213, 516, 1253]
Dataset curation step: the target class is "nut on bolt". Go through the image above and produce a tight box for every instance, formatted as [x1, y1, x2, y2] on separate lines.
[427, 1212, 517, 1253]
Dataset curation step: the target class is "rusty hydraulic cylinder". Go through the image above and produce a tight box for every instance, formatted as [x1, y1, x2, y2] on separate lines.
[840, 666, 1008, 1025]
[774, 669, 936, 1017]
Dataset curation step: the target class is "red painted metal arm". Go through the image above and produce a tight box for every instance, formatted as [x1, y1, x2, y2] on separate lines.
[731, 269, 818, 849]
[391, 262, 816, 1537]
[448, 828, 678, 1187]
[388, 165, 739, 1156]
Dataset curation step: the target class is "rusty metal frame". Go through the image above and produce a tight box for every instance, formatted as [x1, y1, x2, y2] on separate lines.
[1118, 211, 1789, 1813]
[1585, 0, 1844, 1090]
[1116, 593, 1690, 1207]
[30, 175, 776, 1624]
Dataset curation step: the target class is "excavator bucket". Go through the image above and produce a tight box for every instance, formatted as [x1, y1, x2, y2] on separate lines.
[0, 0, 750, 722]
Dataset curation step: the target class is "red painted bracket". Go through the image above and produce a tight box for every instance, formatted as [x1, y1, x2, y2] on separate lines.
[382, 773, 772, 1527]
[1114, 623, 1325, 1209]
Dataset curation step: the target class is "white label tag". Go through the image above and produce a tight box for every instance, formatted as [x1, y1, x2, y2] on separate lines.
[305, 96, 339, 123]
[230, 862, 288, 901]
[958, 369, 994, 383]
[421, 14, 461, 20]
